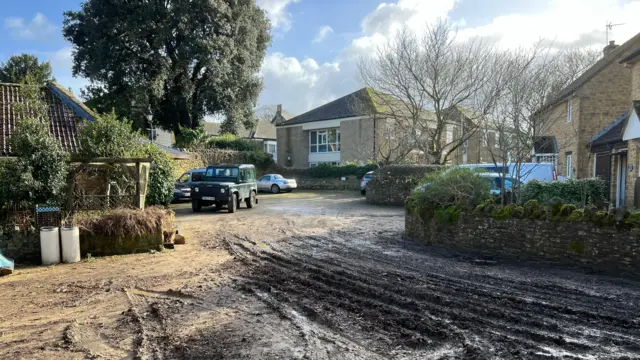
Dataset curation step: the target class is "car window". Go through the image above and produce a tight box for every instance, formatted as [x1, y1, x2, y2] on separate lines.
[206, 167, 239, 178]
[259, 175, 270, 181]
[178, 173, 190, 183]
[273, 175, 284, 180]
[191, 172, 203, 182]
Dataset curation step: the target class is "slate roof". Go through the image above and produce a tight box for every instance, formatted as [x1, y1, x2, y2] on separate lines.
[279, 88, 374, 126]
[539, 32, 640, 113]
[0, 82, 96, 156]
[251, 121, 276, 140]
[620, 48, 640, 64]
[589, 111, 629, 148]
[140, 139, 194, 160]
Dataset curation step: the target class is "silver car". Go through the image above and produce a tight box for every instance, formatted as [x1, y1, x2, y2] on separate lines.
[360, 171, 374, 195]
[258, 174, 297, 193]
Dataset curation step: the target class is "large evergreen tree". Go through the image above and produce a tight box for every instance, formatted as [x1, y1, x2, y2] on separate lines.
[63, 0, 271, 134]
[0, 54, 53, 84]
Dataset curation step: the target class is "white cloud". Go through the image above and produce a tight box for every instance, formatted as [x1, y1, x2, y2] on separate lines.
[257, 0, 300, 32]
[4, 12, 57, 40]
[260, 0, 640, 116]
[313, 25, 334, 43]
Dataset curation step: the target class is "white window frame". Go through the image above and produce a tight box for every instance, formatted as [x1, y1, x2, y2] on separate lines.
[385, 119, 396, 139]
[310, 129, 340, 154]
[566, 153, 573, 178]
[446, 125, 453, 144]
[567, 99, 573, 123]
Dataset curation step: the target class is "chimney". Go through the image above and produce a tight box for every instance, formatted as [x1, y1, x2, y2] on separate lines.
[603, 40, 619, 55]
[276, 104, 282, 115]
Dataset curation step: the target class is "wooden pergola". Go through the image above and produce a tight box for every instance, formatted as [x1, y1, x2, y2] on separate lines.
[68, 157, 153, 210]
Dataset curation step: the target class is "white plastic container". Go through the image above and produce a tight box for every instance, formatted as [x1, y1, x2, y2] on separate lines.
[61, 226, 81, 264]
[40, 226, 60, 265]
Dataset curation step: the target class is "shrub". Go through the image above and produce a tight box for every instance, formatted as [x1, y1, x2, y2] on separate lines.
[407, 168, 490, 220]
[567, 209, 585, 222]
[0, 83, 69, 207]
[306, 162, 378, 178]
[78, 112, 142, 158]
[207, 134, 261, 152]
[520, 178, 608, 207]
[141, 144, 175, 206]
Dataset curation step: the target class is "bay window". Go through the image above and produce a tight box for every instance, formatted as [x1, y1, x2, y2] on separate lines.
[310, 129, 340, 153]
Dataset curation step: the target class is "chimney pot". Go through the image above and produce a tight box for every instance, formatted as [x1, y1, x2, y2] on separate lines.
[603, 40, 619, 55]
[610, 40, 615, 45]
[277, 104, 282, 114]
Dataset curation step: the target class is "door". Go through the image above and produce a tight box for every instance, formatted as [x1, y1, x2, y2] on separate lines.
[594, 153, 611, 200]
[258, 175, 270, 191]
[617, 155, 627, 208]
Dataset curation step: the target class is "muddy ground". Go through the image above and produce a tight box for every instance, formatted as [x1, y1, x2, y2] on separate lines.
[1, 191, 639, 359]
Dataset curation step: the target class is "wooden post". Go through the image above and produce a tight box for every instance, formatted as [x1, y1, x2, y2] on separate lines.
[136, 160, 142, 209]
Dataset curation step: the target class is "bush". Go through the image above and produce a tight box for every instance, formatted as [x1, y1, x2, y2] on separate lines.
[520, 178, 608, 207]
[0, 84, 69, 207]
[78, 112, 141, 158]
[207, 134, 261, 152]
[306, 162, 378, 178]
[407, 168, 490, 220]
[141, 144, 175, 206]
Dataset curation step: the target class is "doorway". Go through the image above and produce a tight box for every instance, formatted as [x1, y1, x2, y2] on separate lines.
[617, 154, 627, 208]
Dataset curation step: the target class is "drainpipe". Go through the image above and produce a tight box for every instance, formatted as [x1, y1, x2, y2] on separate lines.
[608, 144, 613, 202]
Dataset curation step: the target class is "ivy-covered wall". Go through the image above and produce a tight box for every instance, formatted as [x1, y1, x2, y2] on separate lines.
[405, 211, 640, 278]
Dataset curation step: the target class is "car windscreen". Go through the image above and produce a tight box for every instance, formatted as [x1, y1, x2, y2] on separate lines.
[364, 174, 373, 180]
[205, 167, 239, 179]
[273, 175, 285, 180]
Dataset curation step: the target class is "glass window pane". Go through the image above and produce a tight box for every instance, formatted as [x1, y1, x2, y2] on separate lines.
[178, 173, 189, 182]
[192, 173, 203, 181]
[328, 129, 337, 142]
[319, 144, 328, 152]
[311, 145, 317, 153]
[310, 131, 317, 145]
[319, 131, 327, 144]
[329, 144, 337, 152]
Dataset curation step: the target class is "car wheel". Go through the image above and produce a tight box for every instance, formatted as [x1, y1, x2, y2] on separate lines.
[246, 191, 256, 208]
[361, 189, 366, 196]
[271, 184, 280, 194]
[228, 193, 237, 213]
[192, 200, 201, 212]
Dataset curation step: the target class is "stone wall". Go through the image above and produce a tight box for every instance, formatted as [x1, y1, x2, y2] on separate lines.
[366, 165, 439, 206]
[0, 231, 39, 263]
[274, 171, 360, 191]
[405, 211, 640, 277]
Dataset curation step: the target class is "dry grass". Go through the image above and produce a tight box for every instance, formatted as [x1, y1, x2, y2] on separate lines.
[74, 206, 174, 238]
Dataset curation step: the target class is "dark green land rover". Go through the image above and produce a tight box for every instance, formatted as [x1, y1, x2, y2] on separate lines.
[191, 164, 258, 213]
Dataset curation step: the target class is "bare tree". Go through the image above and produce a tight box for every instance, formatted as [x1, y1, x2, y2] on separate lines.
[255, 104, 278, 123]
[480, 44, 600, 203]
[358, 20, 506, 165]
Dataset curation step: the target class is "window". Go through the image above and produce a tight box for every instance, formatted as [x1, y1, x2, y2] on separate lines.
[205, 167, 239, 178]
[178, 173, 190, 183]
[267, 144, 276, 153]
[446, 125, 453, 143]
[259, 175, 270, 181]
[566, 153, 573, 178]
[385, 119, 396, 139]
[191, 172, 204, 182]
[567, 99, 573, 123]
[273, 175, 285, 180]
[310, 129, 340, 153]
[494, 132, 500, 148]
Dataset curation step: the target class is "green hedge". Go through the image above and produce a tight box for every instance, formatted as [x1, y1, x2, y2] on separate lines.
[519, 178, 608, 207]
[305, 162, 378, 178]
[206, 134, 261, 152]
[375, 164, 440, 177]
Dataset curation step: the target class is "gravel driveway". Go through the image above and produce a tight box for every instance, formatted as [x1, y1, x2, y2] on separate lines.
[2, 191, 639, 359]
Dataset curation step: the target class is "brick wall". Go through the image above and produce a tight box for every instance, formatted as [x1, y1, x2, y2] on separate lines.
[405, 212, 640, 278]
[632, 61, 640, 101]
[277, 126, 308, 168]
[340, 118, 374, 162]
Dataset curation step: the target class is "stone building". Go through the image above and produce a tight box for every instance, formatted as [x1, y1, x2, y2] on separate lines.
[535, 34, 640, 182]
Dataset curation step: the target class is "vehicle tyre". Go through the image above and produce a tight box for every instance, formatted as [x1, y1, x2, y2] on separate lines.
[228, 193, 237, 213]
[246, 191, 256, 208]
[192, 200, 201, 212]
[361, 189, 366, 196]
[271, 184, 280, 194]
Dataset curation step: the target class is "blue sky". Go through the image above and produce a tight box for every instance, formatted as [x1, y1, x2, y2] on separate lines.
[2, 0, 640, 116]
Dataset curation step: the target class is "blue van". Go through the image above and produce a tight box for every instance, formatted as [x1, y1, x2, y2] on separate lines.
[456, 163, 555, 183]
